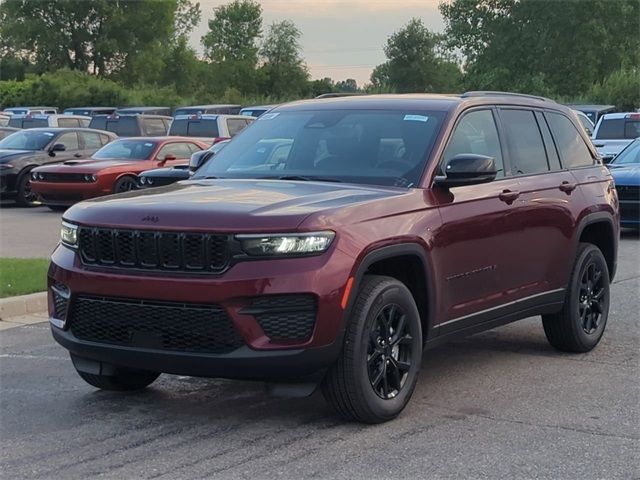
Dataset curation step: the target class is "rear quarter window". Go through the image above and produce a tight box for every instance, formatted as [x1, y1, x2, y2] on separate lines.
[169, 119, 219, 138]
[143, 118, 168, 136]
[57, 118, 80, 128]
[546, 112, 594, 168]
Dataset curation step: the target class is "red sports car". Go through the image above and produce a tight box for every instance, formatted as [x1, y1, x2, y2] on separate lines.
[30, 137, 208, 210]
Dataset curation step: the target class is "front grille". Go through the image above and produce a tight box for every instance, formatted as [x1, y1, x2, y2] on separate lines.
[40, 173, 88, 183]
[242, 295, 317, 341]
[78, 227, 230, 273]
[68, 295, 244, 354]
[616, 185, 639, 202]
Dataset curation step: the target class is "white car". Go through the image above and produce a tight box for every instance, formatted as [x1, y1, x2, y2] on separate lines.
[8, 114, 91, 129]
[167, 114, 255, 143]
[3, 106, 58, 115]
[592, 112, 640, 162]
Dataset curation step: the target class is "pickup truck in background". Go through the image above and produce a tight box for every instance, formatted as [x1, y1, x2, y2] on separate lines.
[592, 112, 640, 163]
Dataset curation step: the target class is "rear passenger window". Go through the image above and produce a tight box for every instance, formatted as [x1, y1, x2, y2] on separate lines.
[57, 118, 80, 128]
[144, 118, 168, 136]
[227, 118, 249, 137]
[81, 132, 103, 150]
[545, 112, 594, 168]
[56, 132, 80, 150]
[500, 109, 548, 175]
[443, 109, 504, 178]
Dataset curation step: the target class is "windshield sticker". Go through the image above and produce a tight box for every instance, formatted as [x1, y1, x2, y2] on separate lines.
[404, 114, 429, 123]
[144, 143, 153, 147]
[259, 112, 280, 120]
[43, 132, 55, 136]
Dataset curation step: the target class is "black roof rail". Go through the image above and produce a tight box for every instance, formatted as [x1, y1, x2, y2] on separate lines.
[461, 91, 555, 103]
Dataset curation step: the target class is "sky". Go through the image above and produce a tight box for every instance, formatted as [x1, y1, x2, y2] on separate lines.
[189, 0, 445, 87]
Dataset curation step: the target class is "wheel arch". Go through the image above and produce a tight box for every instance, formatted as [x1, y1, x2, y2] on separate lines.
[574, 212, 618, 281]
[347, 243, 436, 344]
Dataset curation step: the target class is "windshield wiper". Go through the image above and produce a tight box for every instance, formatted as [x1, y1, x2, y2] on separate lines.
[265, 175, 342, 183]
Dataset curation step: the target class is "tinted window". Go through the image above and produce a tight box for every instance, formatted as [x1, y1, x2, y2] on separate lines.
[227, 118, 249, 136]
[576, 114, 594, 136]
[156, 142, 195, 160]
[93, 139, 157, 160]
[443, 109, 504, 177]
[8, 118, 48, 128]
[194, 109, 445, 187]
[625, 120, 640, 139]
[186, 143, 202, 153]
[99, 134, 112, 145]
[501, 109, 549, 175]
[56, 132, 80, 150]
[57, 118, 80, 128]
[89, 117, 107, 130]
[546, 112, 594, 168]
[81, 132, 104, 150]
[596, 118, 625, 139]
[107, 117, 140, 137]
[169, 119, 219, 138]
[144, 118, 168, 136]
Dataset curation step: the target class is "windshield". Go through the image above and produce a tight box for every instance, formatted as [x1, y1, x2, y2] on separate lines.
[93, 139, 157, 160]
[193, 109, 445, 187]
[0, 130, 55, 150]
[612, 139, 640, 165]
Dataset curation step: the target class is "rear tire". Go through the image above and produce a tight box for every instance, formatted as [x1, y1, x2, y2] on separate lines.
[542, 243, 610, 353]
[76, 368, 160, 391]
[322, 275, 422, 423]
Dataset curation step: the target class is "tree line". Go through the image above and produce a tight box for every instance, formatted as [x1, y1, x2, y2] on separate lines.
[0, 0, 638, 110]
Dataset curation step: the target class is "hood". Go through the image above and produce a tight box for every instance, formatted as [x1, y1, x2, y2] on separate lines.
[610, 164, 640, 185]
[64, 179, 412, 231]
[0, 149, 34, 162]
[36, 158, 142, 173]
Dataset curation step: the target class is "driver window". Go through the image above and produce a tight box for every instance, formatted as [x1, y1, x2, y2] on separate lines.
[443, 110, 504, 178]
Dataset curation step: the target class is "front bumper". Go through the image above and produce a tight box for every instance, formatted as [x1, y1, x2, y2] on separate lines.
[31, 181, 109, 206]
[48, 243, 353, 380]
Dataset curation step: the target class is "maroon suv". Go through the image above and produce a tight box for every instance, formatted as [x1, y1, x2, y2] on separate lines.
[49, 93, 619, 423]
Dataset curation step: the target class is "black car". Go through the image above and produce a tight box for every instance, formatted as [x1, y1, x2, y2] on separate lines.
[138, 140, 230, 188]
[566, 104, 616, 125]
[0, 128, 116, 206]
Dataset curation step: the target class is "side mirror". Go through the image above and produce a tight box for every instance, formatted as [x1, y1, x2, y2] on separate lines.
[434, 154, 497, 189]
[157, 153, 176, 166]
[189, 151, 213, 172]
[49, 143, 66, 156]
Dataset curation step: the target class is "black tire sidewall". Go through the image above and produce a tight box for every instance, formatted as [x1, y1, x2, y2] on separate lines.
[567, 245, 610, 349]
[17, 172, 39, 207]
[352, 279, 422, 421]
[114, 176, 137, 193]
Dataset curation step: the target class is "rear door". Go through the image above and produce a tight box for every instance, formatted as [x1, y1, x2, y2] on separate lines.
[432, 108, 526, 332]
[497, 108, 579, 296]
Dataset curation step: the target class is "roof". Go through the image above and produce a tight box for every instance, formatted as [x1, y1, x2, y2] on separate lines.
[176, 104, 241, 109]
[600, 112, 640, 120]
[240, 105, 277, 110]
[116, 106, 169, 111]
[109, 136, 198, 142]
[276, 92, 563, 113]
[19, 127, 117, 135]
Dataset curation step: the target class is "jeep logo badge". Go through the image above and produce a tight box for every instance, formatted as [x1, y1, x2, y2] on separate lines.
[141, 215, 159, 223]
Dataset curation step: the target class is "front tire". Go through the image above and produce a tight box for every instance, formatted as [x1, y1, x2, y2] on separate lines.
[16, 172, 40, 207]
[113, 176, 138, 194]
[322, 275, 423, 423]
[542, 243, 610, 353]
[75, 368, 160, 391]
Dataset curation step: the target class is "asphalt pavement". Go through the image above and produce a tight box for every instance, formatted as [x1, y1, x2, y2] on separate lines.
[0, 219, 638, 478]
[0, 204, 63, 258]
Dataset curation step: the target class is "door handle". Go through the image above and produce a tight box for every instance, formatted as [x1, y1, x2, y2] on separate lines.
[498, 189, 520, 204]
[559, 181, 577, 193]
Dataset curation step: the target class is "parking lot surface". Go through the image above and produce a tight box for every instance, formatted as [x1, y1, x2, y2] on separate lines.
[0, 222, 638, 478]
[0, 204, 62, 258]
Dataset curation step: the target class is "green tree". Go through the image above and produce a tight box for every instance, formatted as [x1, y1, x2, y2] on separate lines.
[201, 0, 262, 63]
[370, 18, 462, 93]
[259, 20, 309, 97]
[309, 77, 337, 97]
[0, 0, 182, 77]
[440, 0, 640, 96]
[335, 78, 358, 93]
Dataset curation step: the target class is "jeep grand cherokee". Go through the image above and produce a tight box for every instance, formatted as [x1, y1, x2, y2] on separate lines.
[49, 93, 619, 423]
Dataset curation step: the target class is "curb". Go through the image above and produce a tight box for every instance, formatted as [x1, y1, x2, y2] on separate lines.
[0, 292, 48, 321]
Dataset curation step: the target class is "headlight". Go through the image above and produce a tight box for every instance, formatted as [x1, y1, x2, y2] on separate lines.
[83, 174, 97, 182]
[139, 176, 146, 185]
[32, 171, 38, 180]
[236, 231, 335, 257]
[147, 177, 154, 185]
[60, 221, 78, 248]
